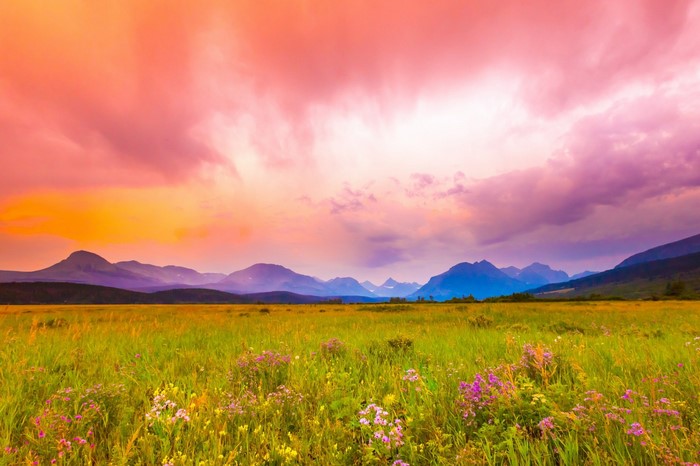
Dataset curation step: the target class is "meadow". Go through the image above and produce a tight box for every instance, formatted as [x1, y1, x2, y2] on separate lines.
[1, 301, 699, 465]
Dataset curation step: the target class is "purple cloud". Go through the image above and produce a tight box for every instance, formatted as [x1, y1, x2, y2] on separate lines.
[460, 91, 700, 244]
[329, 185, 377, 214]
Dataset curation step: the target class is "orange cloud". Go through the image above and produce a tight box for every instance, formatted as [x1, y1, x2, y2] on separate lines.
[0, 188, 204, 244]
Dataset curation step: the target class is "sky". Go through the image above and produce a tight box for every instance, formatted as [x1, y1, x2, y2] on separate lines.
[1, 0, 700, 283]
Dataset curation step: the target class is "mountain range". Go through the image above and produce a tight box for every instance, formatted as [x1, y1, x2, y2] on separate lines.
[2, 232, 699, 302]
[360, 278, 422, 297]
[0, 250, 573, 300]
[0, 251, 414, 299]
[615, 233, 700, 269]
[531, 251, 700, 299]
[530, 233, 700, 299]
[499, 262, 569, 286]
[410, 260, 530, 300]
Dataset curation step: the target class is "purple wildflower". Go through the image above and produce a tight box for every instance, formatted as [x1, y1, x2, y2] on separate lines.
[538, 417, 555, 437]
[626, 423, 645, 436]
[402, 369, 420, 383]
[358, 404, 404, 448]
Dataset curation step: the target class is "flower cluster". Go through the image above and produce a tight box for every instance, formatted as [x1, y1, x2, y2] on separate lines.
[358, 404, 405, 449]
[233, 350, 292, 388]
[538, 416, 555, 438]
[520, 343, 556, 382]
[237, 350, 291, 371]
[25, 386, 104, 464]
[146, 386, 191, 426]
[402, 369, 420, 383]
[458, 372, 515, 422]
[401, 368, 424, 393]
[626, 422, 646, 436]
[221, 390, 257, 417]
[267, 385, 303, 406]
[320, 338, 346, 357]
[558, 385, 686, 448]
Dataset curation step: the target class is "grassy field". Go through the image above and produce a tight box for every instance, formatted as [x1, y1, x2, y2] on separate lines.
[1, 301, 700, 465]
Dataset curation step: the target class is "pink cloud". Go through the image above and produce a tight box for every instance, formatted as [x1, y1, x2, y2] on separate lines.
[0, 1, 228, 194]
[329, 185, 378, 214]
[2, 0, 697, 196]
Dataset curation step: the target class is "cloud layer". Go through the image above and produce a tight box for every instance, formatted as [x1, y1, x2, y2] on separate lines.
[1, 0, 700, 280]
[462, 90, 700, 244]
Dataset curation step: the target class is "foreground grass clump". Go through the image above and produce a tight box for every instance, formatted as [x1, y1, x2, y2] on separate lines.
[1, 301, 700, 465]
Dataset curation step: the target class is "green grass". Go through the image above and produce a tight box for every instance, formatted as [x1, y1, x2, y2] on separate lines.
[1, 302, 700, 465]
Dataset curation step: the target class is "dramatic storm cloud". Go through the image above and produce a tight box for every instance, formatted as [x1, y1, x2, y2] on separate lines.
[1, 0, 699, 281]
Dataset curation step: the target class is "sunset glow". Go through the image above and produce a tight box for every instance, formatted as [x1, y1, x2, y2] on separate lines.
[2, 0, 700, 281]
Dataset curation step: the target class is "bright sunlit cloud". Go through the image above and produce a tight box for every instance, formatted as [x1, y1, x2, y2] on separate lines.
[1, 0, 700, 282]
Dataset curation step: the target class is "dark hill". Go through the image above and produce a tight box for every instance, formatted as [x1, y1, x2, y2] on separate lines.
[616, 233, 700, 269]
[531, 251, 700, 298]
[0, 282, 348, 305]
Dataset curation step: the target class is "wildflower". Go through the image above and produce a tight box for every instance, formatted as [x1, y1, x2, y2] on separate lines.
[392, 461, 410, 466]
[171, 408, 190, 423]
[584, 390, 604, 403]
[320, 338, 346, 356]
[621, 389, 635, 403]
[538, 417, 555, 437]
[58, 438, 72, 451]
[403, 369, 420, 383]
[653, 408, 680, 417]
[383, 394, 397, 407]
[38, 430, 45, 439]
[266, 385, 303, 406]
[358, 404, 404, 449]
[458, 371, 515, 421]
[626, 423, 645, 436]
[520, 343, 555, 373]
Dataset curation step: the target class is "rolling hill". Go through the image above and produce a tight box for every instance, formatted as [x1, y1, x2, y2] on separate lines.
[616, 233, 700, 269]
[0, 282, 373, 305]
[531, 251, 700, 299]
